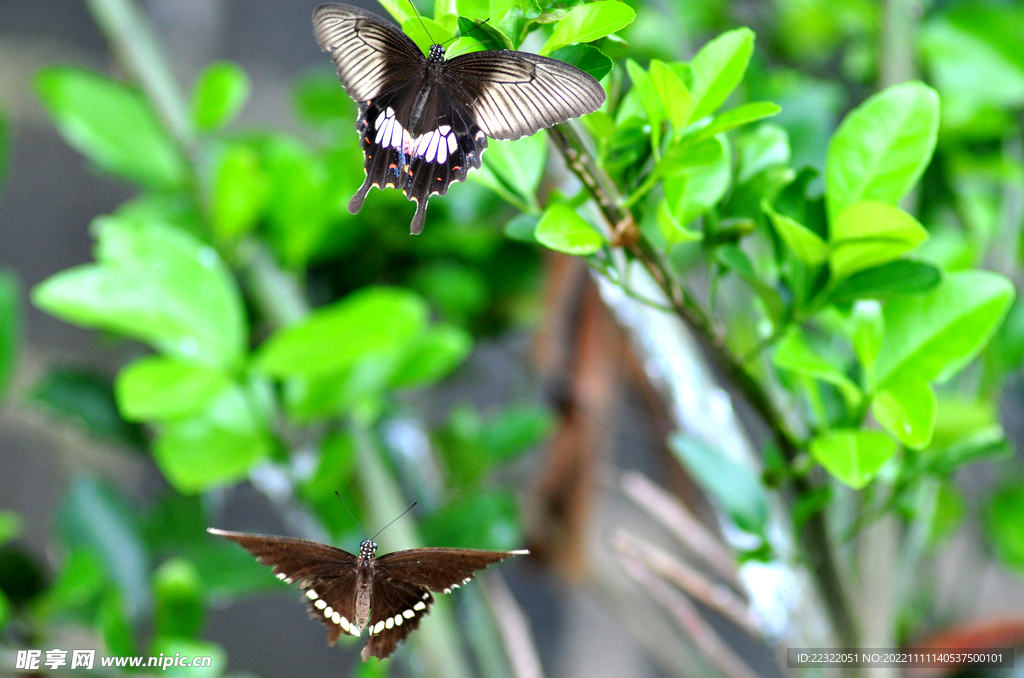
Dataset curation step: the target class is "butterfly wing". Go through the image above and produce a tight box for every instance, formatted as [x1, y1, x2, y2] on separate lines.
[360, 548, 527, 660]
[207, 528, 361, 644]
[312, 3, 425, 103]
[361, 580, 435, 660]
[443, 50, 606, 140]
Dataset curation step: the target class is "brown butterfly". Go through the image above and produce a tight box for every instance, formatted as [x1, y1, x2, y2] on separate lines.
[208, 528, 527, 660]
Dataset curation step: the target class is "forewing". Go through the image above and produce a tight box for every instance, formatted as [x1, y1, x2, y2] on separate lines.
[376, 547, 527, 591]
[313, 3, 424, 103]
[361, 580, 434, 660]
[207, 528, 360, 644]
[443, 50, 605, 140]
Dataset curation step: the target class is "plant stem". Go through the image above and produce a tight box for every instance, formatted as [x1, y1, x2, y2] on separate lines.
[85, 0, 474, 673]
[549, 121, 858, 646]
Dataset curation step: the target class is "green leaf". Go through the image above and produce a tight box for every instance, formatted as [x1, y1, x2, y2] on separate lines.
[482, 403, 554, 461]
[377, 0, 417, 24]
[32, 218, 247, 368]
[154, 559, 204, 639]
[875, 271, 1015, 388]
[829, 201, 929, 280]
[852, 300, 884, 390]
[148, 638, 225, 677]
[825, 82, 939, 223]
[191, 62, 250, 132]
[657, 199, 703, 244]
[669, 434, 768, 534]
[211, 143, 267, 242]
[810, 429, 898, 489]
[829, 259, 942, 304]
[696, 102, 781, 142]
[402, 16, 456, 55]
[153, 387, 271, 494]
[33, 550, 106, 618]
[534, 204, 604, 255]
[0, 271, 18, 405]
[871, 378, 935, 449]
[539, 1, 635, 55]
[59, 477, 150, 617]
[256, 287, 428, 378]
[481, 130, 548, 201]
[98, 588, 138, 655]
[688, 28, 755, 123]
[0, 511, 21, 548]
[300, 433, 357, 502]
[986, 485, 1024, 572]
[626, 59, 663, 144]
[389, 324, 472, 389]
[764, 202, 827, 266]
[550, 44, 613, 81]
[115, 356, 233, 422]
[412, 261, 489, 324]
[773, 327, 862, 407]
[650, 60, 692, 130]
[261, 137, 331, 269]
[457, 15, 512, 50]
[662, 135, 731, 224]
[35, 67, 187, 189]
[446, 35, 488, 58]
[31, 368, 145, 448]
[736, 124, 791, 184]
[931, 482, 965, 545]
[503, 214, 539, 243]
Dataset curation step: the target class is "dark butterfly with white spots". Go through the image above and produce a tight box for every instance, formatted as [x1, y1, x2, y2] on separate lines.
[313, 3, 606, 234]
[207, 528, 527, 660]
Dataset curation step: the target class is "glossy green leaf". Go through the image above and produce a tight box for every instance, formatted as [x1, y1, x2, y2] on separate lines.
[457, 15, 512, 50]
[481, 130, 548, 200]
[669, 433, 768, 534]
[773, 327, 862, 406]
[534, 204, 604, 255]
[736, 124, 790, 184]
[551, 44, 613, 81]
[446, 35, 487, 58]
[810, 429, 898, 489]
[829, 259, 942, 304]
[98, 588, 138, 655]
[626, 59, 663, 143]
[33, 218, 247, 368]
[191, 62, 250, 132]
[539, 1, 635, 55]
[852, 300, 884, 390]
[0, 271, 18, 405]
[59, 477, 150, 617]
[256, 287, 428, 378]
[829, 201, 929, 280]
[154, 559, 204, 639]
[504, 214, 539, 243]
[872, 378, 935, 449]
[402, 16, 456, 55]
[825, 82, 939, 223]
[650, 59, 692, 130]
[697, 101, 781, 143]
[211, 143, 266, 242]
[663, 136, 731, 224]
[115, 356, 233, 422]
[688, 28, 755, 123]
[35, 67, 187, 188]
[261, 137, 331, 268]
[390, 324, 472, 389]
[987, 485, 1024, 572]
[33, 550, 105, 618]
[657, 199, 703, 244]
[875, 271, 1015, 388]
[764, 202, 827, 266]
[377, 0, 417, 24]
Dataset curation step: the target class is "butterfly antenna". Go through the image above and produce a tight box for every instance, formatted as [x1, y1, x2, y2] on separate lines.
[441, 17, 491, 47]
[335, 491, 369, 540]
[371, 502, 418, 542]
[405, 0, 436, 45]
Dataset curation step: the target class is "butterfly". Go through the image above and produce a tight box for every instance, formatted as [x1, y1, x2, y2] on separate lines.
[313, 3, 606, 234]
[208, 527, 528, 660]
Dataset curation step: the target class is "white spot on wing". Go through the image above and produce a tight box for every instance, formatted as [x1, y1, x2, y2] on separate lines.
[394, 614, 403, 626]
[315, 599, 327, 610]
[414, 601, 427, 611]
[332, 612, 341, 624]
[447, 133, 458, 155]
[386, 617, 394, 629]
[373, 621, 385, 634]
[324, 606, 334, 618]
[403, 609, 415, 618]
[306, 590, 319, 600]
[436, 138, 448, 163]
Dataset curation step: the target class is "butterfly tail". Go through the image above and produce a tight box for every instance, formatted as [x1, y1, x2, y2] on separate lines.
[410, 197, 428, 235]
[349, 178, 373, 214]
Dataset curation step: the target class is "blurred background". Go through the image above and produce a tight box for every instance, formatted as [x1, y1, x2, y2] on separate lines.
[2, 1, 1024, 677]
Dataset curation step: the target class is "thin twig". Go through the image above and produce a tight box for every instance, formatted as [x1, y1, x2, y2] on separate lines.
[611, 530, 760, 638]
[616, 551, 761, 678]
[483, 572, 546, 678]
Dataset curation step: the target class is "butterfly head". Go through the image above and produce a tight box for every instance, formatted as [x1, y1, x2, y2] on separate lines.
[359, 540, 378, 560]
[428, 44, 446, 63]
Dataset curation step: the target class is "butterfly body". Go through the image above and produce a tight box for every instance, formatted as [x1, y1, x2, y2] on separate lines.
[313, 3, 606, 234]
[207, 527, 527, 660]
